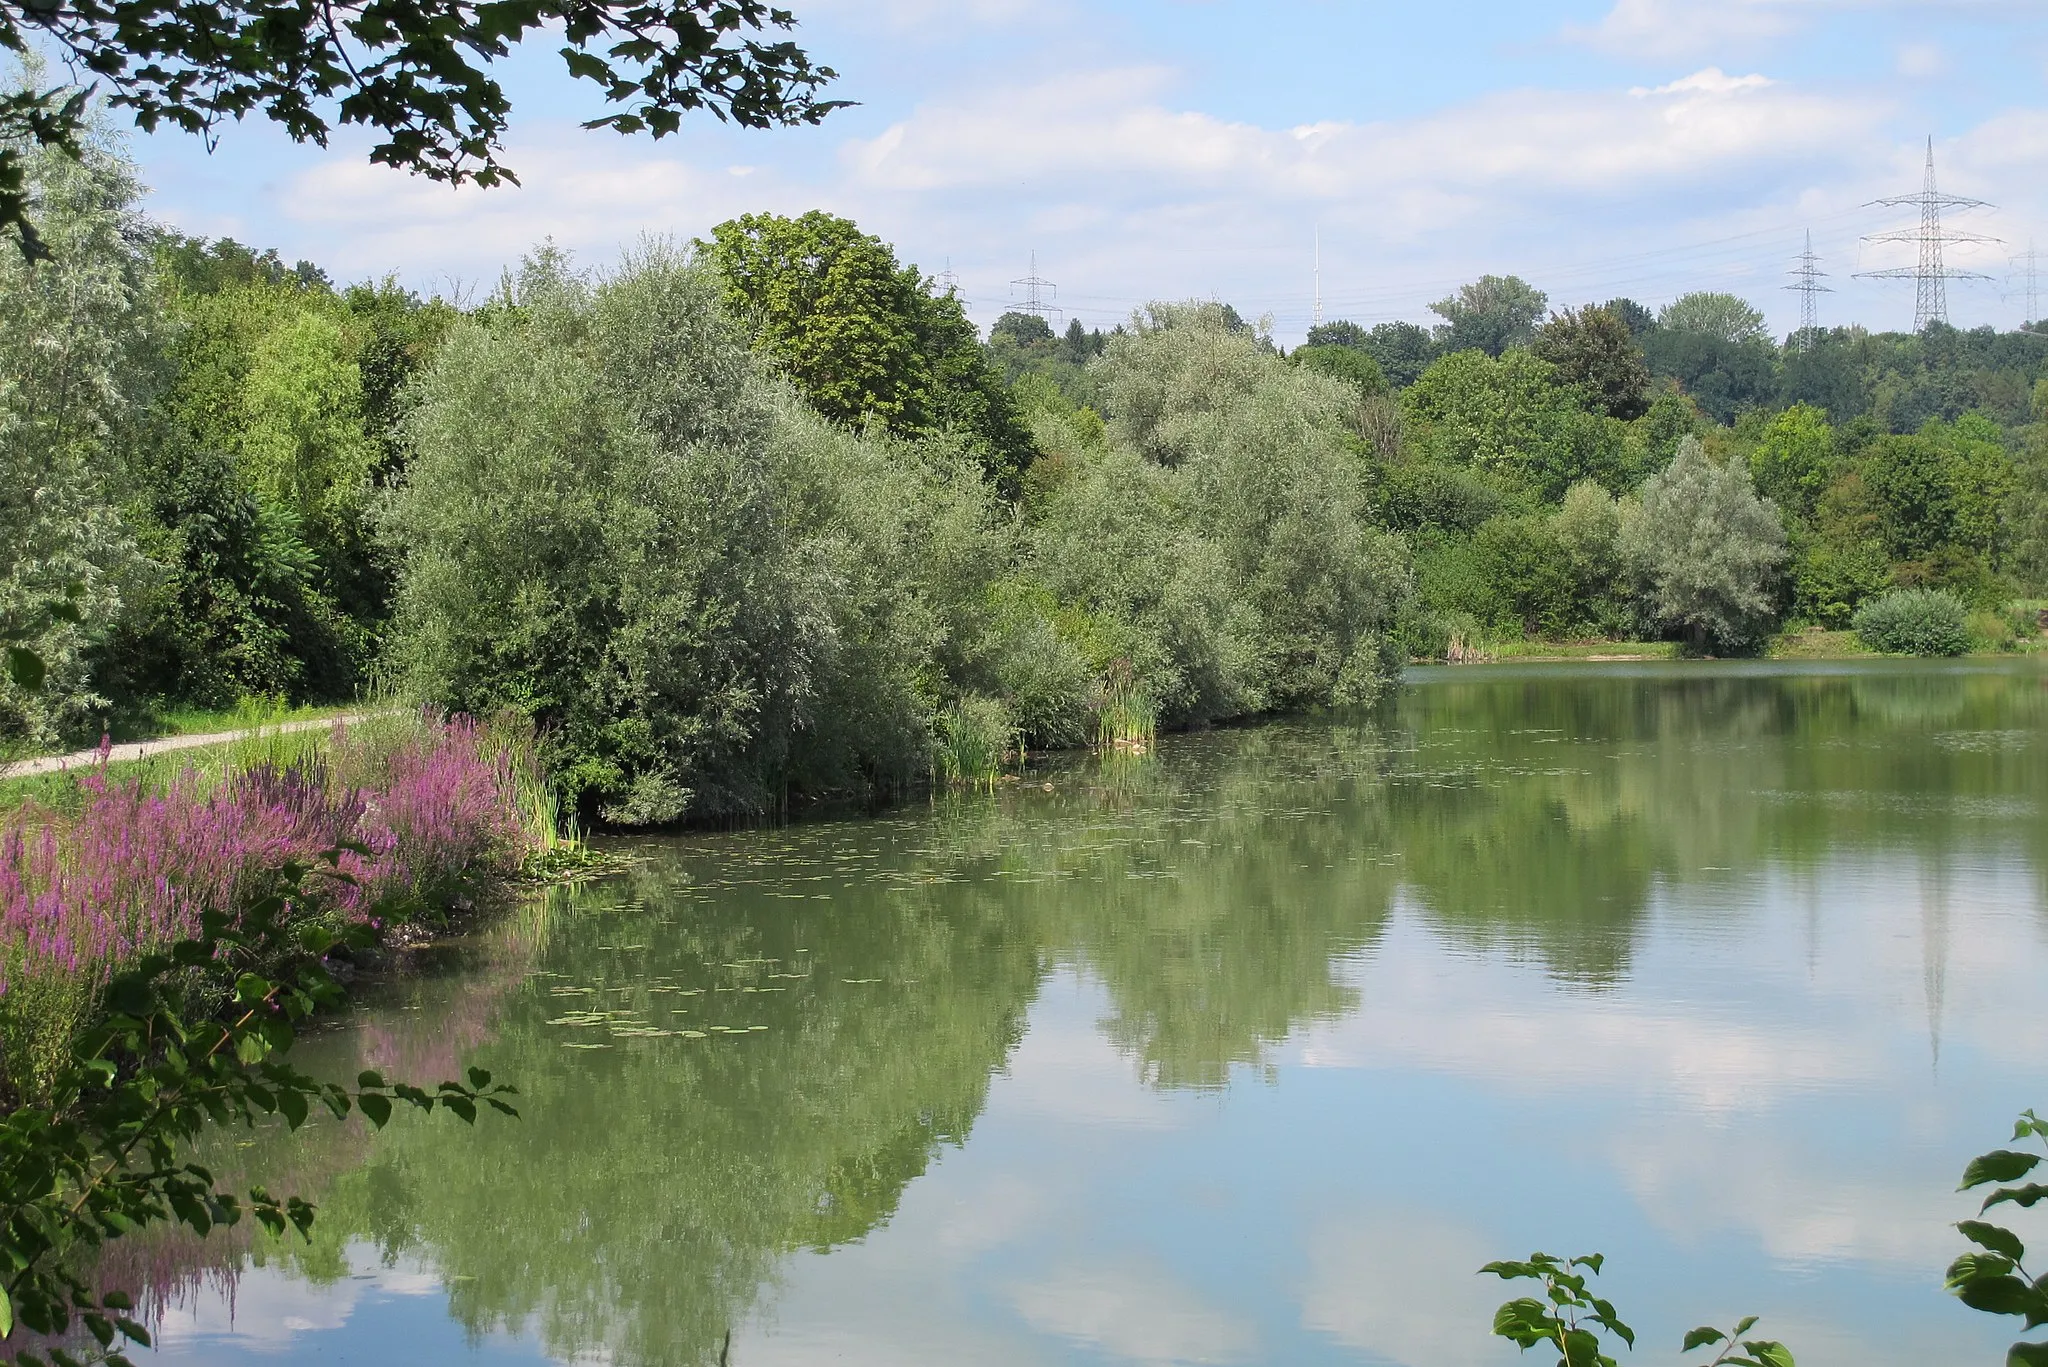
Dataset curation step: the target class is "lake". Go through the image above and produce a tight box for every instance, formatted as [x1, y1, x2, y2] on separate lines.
[132, 660, 2048, 1366]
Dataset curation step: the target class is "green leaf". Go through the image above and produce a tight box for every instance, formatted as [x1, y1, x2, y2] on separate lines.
[2008, 1341, 2048, 1367]
[1, 1284, 12, 1338]
[357, 1092, 392, 1128]
[276, 1086, 308, 1129]
[1734, 1316, 1759, 1337]
[1964, 1152, 2043, 1190]
[1957, 1273, 2038, 1317]
[1742, 1339, 1795, 1367]
[1951, 1252, 2019, 1286]
[1964, 1222, 2028, 1262]
[1985, 1185, 2048, 1214]
[1683, 1328, 1726, 1351]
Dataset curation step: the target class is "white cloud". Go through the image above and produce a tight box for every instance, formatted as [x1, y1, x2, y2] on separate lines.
[1568, 0, 2034, 60]
[1300, 1213, 1515, 1367]
[839, 65, 1865, 204]
[1009, 1260, 1259, 1365]
[1896, 40, 1949, 77]
[1568, 0, 1807, 59]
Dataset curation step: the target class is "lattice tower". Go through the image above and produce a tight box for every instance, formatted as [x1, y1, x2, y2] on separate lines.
[1855, 137, 1998, 331]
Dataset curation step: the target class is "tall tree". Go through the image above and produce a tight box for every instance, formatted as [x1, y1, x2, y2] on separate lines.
[1657, 292, 1768, 345]
[2, 1, 843, 256]
[1356, 321, 1440, 388]
[1430, 275, 1548, 357]
[1532, 305, 1651, 420]
[702, 210, 1034, 492]
[0, 93, 153, 745]
[1748, 403, 1835, 519]
[1620, 436, 1787, 652]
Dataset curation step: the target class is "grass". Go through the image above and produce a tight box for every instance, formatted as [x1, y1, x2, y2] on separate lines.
[1479, 639, 1680, 662]
[1764, 629, 1873, 660]
[0, 697, 364, 771]
[0, 699, 367, 815]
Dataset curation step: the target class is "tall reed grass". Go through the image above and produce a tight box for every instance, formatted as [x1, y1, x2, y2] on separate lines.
[1090, 661, 1158, 751]
[934, 697, 1016, 789]
[0, 710, 550, 1101]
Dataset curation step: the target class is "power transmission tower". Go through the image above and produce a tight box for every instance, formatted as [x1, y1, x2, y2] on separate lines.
[1009, 252, 1061, 326]
[1784, 229, 1832, 337]
[1312, 228, 1323, 330]
[936, 256, 959, 296]
[1855, 136, 1999, 330]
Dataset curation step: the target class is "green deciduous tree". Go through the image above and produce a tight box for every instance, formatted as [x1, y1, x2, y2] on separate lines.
[1039, 302, 1410, 721]
[1403, 348, 1622, 499]
[701, 210, 1034, 492]
[1748, 402, 1835, 518]
[1658, 292, 1768, 345]
[0, 87, 154, 747]
[1533, 305, 1651, 420]
[1289, 343, 1387, 397]
[1620, 436, 1787, 652]
[1430, 275, 1548, 357]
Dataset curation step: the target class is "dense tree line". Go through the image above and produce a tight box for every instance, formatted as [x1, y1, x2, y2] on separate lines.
[6, 96, 2047, 821]
[1297, 280, 2048, 652]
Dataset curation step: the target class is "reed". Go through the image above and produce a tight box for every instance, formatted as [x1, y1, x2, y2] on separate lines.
[1091, 661, 1158, 752]
[935, 697, 1016, 789]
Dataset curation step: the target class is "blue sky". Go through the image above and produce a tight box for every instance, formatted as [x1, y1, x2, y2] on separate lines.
[127, 0, 2048, 342]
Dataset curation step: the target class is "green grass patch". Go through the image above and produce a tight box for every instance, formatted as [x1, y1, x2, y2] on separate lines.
[1479, 639, 1680, 662]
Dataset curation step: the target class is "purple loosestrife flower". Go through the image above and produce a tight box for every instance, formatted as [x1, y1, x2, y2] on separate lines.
[1, 716, 535, 1014]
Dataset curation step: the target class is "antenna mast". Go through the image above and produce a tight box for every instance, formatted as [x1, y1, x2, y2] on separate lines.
[2017, 239, 2041, 327]
[1855, 137, 1999, 330]
[1313, 228, 1323, 330]
[1009, 252, 1061, 326]
[1784, 230, 1833, 338]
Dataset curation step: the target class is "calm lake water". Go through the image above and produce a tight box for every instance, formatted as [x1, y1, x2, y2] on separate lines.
[131, 660, 2048, 1367]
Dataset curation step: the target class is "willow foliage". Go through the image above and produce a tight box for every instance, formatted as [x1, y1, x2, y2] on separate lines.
[1035, 303, 1410, 723]
[382, 244, 1003, 823]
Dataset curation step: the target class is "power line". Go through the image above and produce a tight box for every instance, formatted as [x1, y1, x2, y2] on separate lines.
[1855, 136, 1999, 331]
[1008, 252, 1061, 325]
[1784, 229, 1833, 336]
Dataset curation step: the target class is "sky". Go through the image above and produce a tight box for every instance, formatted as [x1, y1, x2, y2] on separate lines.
[121, 0, 2048, 343]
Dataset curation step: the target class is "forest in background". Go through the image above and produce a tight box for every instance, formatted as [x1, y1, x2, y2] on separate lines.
[5, 100, 2048, 827]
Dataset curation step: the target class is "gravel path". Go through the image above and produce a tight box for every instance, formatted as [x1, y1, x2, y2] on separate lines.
[0, 714, 374, 781]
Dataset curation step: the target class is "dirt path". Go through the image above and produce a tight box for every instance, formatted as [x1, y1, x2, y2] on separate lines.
[0, 714, 376, 781]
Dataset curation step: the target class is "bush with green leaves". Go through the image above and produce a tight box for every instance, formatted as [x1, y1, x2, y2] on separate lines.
[1851, 587, 1972, 656]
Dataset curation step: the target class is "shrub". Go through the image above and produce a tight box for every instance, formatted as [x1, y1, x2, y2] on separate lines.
[1853, 588, 1972, 656]
[1619, 437, 1787, 654]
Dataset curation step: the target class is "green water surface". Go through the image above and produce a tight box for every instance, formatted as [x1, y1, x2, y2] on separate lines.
[139, 661, 2048, 1366]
